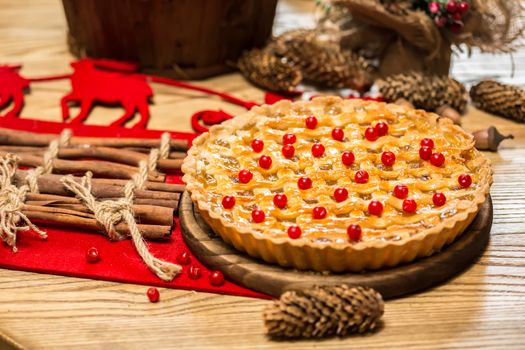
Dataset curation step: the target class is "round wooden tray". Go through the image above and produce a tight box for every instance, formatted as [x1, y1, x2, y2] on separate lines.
[179, 192, 492, 299]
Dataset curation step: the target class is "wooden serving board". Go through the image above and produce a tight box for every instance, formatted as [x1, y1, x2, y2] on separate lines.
[179, 192, 493, 299]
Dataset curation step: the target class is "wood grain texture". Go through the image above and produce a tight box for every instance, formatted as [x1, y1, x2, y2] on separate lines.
[180, 192, 493, 299]
[0, 0, 525, 349]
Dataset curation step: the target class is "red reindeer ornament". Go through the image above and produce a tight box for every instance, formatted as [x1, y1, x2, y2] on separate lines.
[61, 59, 153, 129]
[0, 65, 30, 118]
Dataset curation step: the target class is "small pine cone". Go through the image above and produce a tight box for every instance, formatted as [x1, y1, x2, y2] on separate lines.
[237, 48, 302, 92]
[378, 72, 468, 113]
[470, 80, 525, 123]
[263, 285, 384, 339]
[269, 29, 374, 92]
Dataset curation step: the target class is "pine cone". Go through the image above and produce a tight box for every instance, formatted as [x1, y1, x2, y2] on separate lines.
[378, 72, 468, 113]
[263, 285, 384, 339]
[237, 48, 302, 92]
[470, 80, 525, 123]
[269, 29, 374, 92]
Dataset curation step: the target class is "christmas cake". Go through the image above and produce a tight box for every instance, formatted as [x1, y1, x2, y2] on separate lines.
[182, 97, 492, 272]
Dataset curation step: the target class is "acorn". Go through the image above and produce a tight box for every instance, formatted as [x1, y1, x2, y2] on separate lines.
[394, 98, 414, 109]
[437, 105, 462, 125]
[472, 126, 514, 152]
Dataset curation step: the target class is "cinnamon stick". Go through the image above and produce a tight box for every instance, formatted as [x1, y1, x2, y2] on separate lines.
[0, 127, 188, 151]
[24, 210, 171, 240]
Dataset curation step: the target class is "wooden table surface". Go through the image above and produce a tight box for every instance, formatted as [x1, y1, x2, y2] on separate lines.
[1, 0, 524, 349]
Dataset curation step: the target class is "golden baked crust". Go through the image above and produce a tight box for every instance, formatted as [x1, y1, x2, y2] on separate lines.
[182, 97, 492, 272]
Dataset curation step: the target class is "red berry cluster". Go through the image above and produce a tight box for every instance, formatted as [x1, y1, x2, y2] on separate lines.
[426, 0, 470, 33]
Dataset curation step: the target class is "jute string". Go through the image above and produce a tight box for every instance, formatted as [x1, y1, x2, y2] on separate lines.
[60, 132, 181, 281]
[25, 129, 72, 193]
[0, 154, 47, 252]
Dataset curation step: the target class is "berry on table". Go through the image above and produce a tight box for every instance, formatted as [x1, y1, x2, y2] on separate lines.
[283, 133, 297, 144]
[287, 225, 302, 239]
[347, 224, 362, 242]
[433, 192, 447, 206]
[282, 144, 295, 158]
[354, 170, 369, 184]
[312, 206, 328, 219]
[332, 128, 345, 141]
[403, 199, 417, 213]
[341, 151, 355, 166]
[368, 200, 383, 216]
[273, 194, 288, 209]
[251, 209, 265, 223]
[334, 188, 349, 202]
[364, 127, 379, 141]
[305, 116, 318, 129]
[375, 122, 389, 136]
[147, 287, 160, 303]
[209, 271, 225, 286]
[86, 247, 100, 263]
[311, 143, 325, 157]
[188, 266, 202, 280]
[176, 251, 191, 265]
[419, 146, 432, 161]
[238, 169, 253, 183]
[259, 155, 272, 169]
[251, 139, 264, 152]
[420, 138, 434, 148]
[430, 153, 445, 167]
[381, 151, 396, 166]
[222, 195, 235, 209]
[458, 174, 472, 188]
[298, 176, 312, 190]
[394, 184, 409, 199]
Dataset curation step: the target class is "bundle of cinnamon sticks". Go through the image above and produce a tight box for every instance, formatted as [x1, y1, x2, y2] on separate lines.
[0, 128, 188, 240]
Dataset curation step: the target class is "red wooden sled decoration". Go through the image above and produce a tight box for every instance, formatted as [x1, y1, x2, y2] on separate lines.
[0, 65, 30, 118]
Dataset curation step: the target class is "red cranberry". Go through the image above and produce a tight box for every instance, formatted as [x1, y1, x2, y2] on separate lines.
[259, 155, 272, 169]
[283, 133, 297, 144]
[364, 127, 379, 141]
[273, 194, 288, 209]
[419, 146, 432, 161]
[333, 187, 348, 202]
[420, 138, 434, 148]
[298, 176, 312, 190]
[188, 266, 202, 280]
[450, 21, 464, 34]
[282, 144, 295, 158]
[209, 271, 225, 286]
[375, 122, 389, 136]
[458, 1, 469, 14]
[147, 287, 160, 303]
[381, 151, 396, 166]
[251, 209, 265, 223]
[435, 16, 447, 27]
[238, 169, 253, 183]
[394, 184, 409, 199]
[458, 174, 472, 188]
[446, 1, 458, 13]
[433, 192, 447, 206]
[305, 116, 318, 129]
[251, 139, 264, 153]
[354, 170, 369, 184]
[341, 151, 355, 166]
[176, 251, 191, 265]
[312, 206, 327, 220]
[287, 225, 302, 239]
[222, 195, 235, 209]
[347, 224, 362, 242]
[368, 200, 383, 216]
[311, 143, 325, 157]
[430, 153, 445, 167]
[429, 1, 441, 13]
[403, 199, 417, 213]
[86, 247, 100, 263]
[332, 128, 344, 141]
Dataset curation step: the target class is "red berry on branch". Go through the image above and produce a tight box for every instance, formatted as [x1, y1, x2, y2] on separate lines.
[147, 287, 160, 303]
[86, 247, 100, 263]
[419, 146, 432, 161]
[394, 184, 409, 199]
[209, 271, 225, 286]
[282, 144, 295, 158]
[238, 169, 253, 183]
[375, 122, 389, 136]
[429, 1, 441, 13]
[434, 16, 447, 28]
[458, 1, 470, 14]
[341, 151, 355, 166]
[188, 266, 202, 280]
[334, 187, 349, 202]
[420, 138, 434, 148]
[176, 251, 191, 265]
[433, 192, 447, 206]
[458, 174, 472, 188]
[403, 199, 418, 213]
[381, 151, 396, 166]
[430, 152, 445, 167]
[332, 128, 345, 141]
[364, 127, 379, 141]
[259, 155, 272, 169]
[298, 176, 312, 190]
[305, 116, 318, 129]
[368, 200, 383, 216]
[287, 225, 302, 239]
[251, 139, 264, 153]
[222, 195, 235, 209]
[450, 21, 464, 33]
[283, 133, 297, 144]
[251, 209, 265, 223]
[312, 206, 328, 220]
[273, 193, 288, 209]
[446, 1, 458, 13]
[354, 170, 369, 184]
[347, 224, 362, 242]
[311, 143, 325, 157]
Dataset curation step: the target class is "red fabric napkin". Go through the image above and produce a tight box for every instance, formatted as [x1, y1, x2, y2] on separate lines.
[0, 117, 268, 299]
